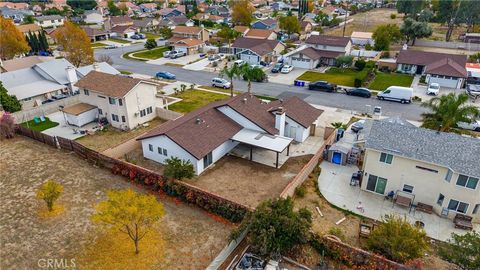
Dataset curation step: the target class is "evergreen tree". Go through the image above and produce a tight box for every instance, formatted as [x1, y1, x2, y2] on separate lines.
[28, 31, 38, 52]
[39, 31, 49, 52]
[32, 32, 40, 53]
[298, 0, 308, 19]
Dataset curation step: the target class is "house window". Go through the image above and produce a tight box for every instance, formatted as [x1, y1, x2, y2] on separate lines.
[118, 99, 123, 106]
[84, 89, 90, 95]
[447, 199, 469, 214]
[473, 204, 480, 214]
[203, 151, 213, 168]
[109, 97, 116, 105]
[402, 184, 414, 193]
[147, 106, 153, 114]
[98, 108, 103, 115]
[415, 166, 438, 173]
[379, 153, 393, 164]
[157, 147, 162, 154]
[162, 148, 167, 156]
[445, 169, 453, 182]
[437, 193, 444, 206]
[456, 175, 478, 189]
[366, 174, 387, 195]
[140, 109, 146, 117]
[148, 144, 153, 151]
[121, 116, 126, 122]
[111, 114, 119, 122]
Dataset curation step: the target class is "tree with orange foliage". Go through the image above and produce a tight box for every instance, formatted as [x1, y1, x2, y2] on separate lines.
[0, 17, 30, 59]
[231, 0, 255, 26]
[53, 22, 94, 67]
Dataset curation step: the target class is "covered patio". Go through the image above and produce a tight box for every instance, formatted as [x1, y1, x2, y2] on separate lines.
[229, 129, 293, 168]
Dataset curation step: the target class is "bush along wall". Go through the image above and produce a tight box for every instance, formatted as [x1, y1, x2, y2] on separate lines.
[111, 162, 250, 223]
[354, 61, 375, 87]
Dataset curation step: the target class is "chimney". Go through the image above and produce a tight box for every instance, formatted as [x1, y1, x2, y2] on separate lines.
[274, 107, 286, 137]
[93, 63, 100, 71]
[65, 66, 78, 91]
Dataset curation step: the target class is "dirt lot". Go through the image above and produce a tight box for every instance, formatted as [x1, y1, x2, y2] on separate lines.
[0, 137, 231, 270]
[189, 155, 312, 208]
[293, 164, 460, 270]
[76, 118, 165, 152]
[324, 8, 404, 37]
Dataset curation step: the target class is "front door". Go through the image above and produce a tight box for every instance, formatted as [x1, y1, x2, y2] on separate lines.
[203, 152, 213, 169]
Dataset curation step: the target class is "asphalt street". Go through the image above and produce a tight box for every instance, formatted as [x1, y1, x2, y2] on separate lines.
[95, 45, 428, 121]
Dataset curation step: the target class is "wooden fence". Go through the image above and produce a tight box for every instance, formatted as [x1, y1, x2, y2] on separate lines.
[279, 127, 337, 198]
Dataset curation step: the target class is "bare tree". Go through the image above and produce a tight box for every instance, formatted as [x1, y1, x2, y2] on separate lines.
[96, 54, 113, 65]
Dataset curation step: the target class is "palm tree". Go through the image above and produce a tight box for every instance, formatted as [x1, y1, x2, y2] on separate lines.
[421, 93, 479, 133]
[239, 64, 266, 94]
[220, 64, 241, 97]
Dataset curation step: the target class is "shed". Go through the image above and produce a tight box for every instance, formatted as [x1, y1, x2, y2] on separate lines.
[327, 144, 350, 165]
[63, 103, 98, 127]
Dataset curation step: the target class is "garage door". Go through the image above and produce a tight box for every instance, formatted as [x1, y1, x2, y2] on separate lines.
[175, 47, 188, 54]
[428, 76, 459, 88]
[291, 57, 311, 69]
[241, 54, 259, 65]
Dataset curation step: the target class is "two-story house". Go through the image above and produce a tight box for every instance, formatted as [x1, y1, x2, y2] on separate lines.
[251, 18, 278, 30]
[35, 15, 64, 28]
[168, 26, 209, 54]
[285, 35, 352, 69]
[362, 120, 480, 222]
[73, 71, 160, 130]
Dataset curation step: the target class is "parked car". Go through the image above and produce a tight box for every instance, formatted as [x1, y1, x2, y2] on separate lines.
[271, 63, 284, 73]
[41, 99, 54, 104]
[164, 51, 172, 58]
[130, 34, 145, 40]
[208, 54, 221, 61]
[234, 59, 246, 65]
[280, 65, 293, 73]
[457, 119, 480, 131]
[308, 81, 336, 92]
[351, 120, 365, 133]
[104, 44, 118, 49]
[211, 77, 231, 89]
[345, 87, 372, 98]
[155, 71, 176, 80]
[377, 86, 413, 104]
[426, 83, 440, 96]
[250, 64, 263, 69]
[169, 51, 186, 59]
[51, 94, 68, 100]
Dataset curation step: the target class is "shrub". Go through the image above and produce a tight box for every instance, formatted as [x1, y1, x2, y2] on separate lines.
[354, 59, 366, 71]
[0, 112, 15, 139]
[294, 185, 306, 198]
[438, 231, 480, 270]
[364, 43, 373, 51]
[419, 75, 426, 84]
[36, 180, 63, 212]
[390, 14, 396, 19]
[164, 157, 195, 180]
[366, 214, 428, 263]
[144, 38, 157, 50]
[328, 227, 346, 242]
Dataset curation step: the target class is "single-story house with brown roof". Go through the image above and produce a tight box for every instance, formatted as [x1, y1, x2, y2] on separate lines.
[75, 71, 162, 130]
[137, 93, 323, 175]
[232, 37, 285, 65]
[396, 50, 468, 89]
[244, 29, 277, 40]
[173, 38, 205, 55]
[110, 25, 138, 38]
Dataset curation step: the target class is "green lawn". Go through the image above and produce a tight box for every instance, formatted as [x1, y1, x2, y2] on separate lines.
[369, 72, 414, 90]
[142, 32, 161, 39]
[109, 38, 131, 44]
[169, 90, 229, 113]
[296, 68, 359, 87]
[91, 42, 107, 48]
[120, 70, 133, 75]
[131, 47, 168, 59]
[21, 117, 59, 132]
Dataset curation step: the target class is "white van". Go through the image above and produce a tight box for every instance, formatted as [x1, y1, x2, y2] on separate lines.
[377, 86, 413, 104]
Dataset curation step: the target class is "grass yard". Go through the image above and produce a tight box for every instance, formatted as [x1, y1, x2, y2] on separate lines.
[297, 68, 358, 87]
[0, 137, 232, 270]
[91, 42, 107, 48]
[76, 118, 165, 152]
[120, 70, 133, 75]
[109, 38, 131, 44]
[368, 72, 414, 90]
[142, 32, 161, 39]
[132, 47, 169, 59]
[169, 90, 229, 113]
[21, 117, 59, 132]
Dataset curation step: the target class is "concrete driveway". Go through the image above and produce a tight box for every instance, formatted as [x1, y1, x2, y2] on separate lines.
[147, 53, 204, 66]
[183, 58, 210, 71]
[268, 68, 308, 85]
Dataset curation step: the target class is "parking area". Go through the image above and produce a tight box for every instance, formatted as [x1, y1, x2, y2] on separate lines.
[268, 68, 308, 85]
[147, 53, 204, 66]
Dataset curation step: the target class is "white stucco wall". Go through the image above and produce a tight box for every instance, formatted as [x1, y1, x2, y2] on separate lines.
[307, 41, 351, 53]
[217, 106, 265, 132]
[362, 149, 480, 221]
[284, 116, 309, 142]
[65, 108, 98, 127]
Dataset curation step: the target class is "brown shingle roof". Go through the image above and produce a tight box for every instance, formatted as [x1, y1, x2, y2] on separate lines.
[172, 25, 202, 34]
[16, 23, 41, 33]
[234, 25, 249, 34]
[245, 29, 274, 39]
[424, 58, 468, 78]
[232, 37, 281, 56]
[271, 97, 323, 128]
[110, 15, 133, 26]
[175, 38, 204, 47]
[305, 35, 351, 47]
[74, 71, 142, 97]
[63, 103, 97, 116]
[138, 98, 242, 159]
[397, 50, 467, 77]
[294, 47, 343, 60]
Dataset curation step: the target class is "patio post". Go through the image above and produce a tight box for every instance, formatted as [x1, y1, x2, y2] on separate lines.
[250, 145, 253, 161]
[287, 145, 290, 156]
[276, 152, 279, 168]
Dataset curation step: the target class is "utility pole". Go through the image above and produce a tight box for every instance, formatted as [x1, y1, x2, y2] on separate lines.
[342, 1, 349, 37]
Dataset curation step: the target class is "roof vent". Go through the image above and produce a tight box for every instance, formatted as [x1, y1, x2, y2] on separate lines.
[196, 118, 202, 124]
[242, 97, 247, 103]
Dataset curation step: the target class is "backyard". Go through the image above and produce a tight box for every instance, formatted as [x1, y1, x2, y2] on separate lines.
[132, 47, 169, 60]
[76, 118, 165, 152]
[369, 72, 414, 90]
[0, 137, 232, 270]
[169, 90, 229, 113]
[297, 68, 358, 87]
[190, 155, 312, 208]
[21, 117, 59, 132]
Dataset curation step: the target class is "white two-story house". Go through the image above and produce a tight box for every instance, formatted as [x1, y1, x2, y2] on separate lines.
[35, 15, 64, 28]
[362, 120, 480, 222]
[285, 35, 352, 69]
[72, 71, 160, 130]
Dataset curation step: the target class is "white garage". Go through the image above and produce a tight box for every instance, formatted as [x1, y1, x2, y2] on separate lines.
[63, 103, 98, 127]
[291, 57, 313, 69]
[240, 52, 260, 65]
[427, 74, 463, 89]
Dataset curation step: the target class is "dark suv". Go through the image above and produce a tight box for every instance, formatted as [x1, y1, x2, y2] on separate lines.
[308, 81, 336, 92]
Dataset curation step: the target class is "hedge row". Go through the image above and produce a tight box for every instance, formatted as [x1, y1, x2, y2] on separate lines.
[354, 61, 375, 87]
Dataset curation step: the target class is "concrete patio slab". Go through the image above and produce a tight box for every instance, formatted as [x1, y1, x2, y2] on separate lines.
[318, 161, 480, 241]
[42, 111, 97, 140]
